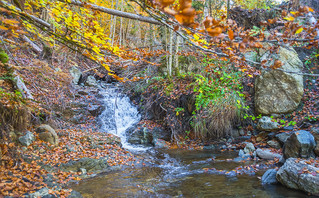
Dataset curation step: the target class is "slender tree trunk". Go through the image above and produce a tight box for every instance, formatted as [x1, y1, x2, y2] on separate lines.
[174, 34, 180, 75]
[168, 28, 173, 77]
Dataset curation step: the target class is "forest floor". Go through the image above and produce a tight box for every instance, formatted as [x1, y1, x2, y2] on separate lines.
[0, 40, 318, 197]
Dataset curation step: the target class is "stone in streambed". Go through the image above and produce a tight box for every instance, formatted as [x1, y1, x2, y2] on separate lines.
[256, 148, 282, 160]
[244, 142, 255, 154]
[275, 132, 291, 144]
[262, 169, 278, 185]
[276, 158, 319, 196]
[283, 130, 316, 159]
[267, 140, 281, 149]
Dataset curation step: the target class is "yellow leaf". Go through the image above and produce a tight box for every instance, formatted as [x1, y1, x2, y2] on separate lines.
[2, 19, 20, 24]
[284, 16, 295, 21]
[0, 25, 8, 30]
[295, 28, 303, 34]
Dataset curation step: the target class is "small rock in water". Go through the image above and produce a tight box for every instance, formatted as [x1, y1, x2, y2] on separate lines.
[238, 149, 245, 157]
[256, 148, 282, 160]
[203, 145, 215, 150]
[80, 168, 87, 175]
[244, 142, 255, 154]
[262, 169, 278, 185]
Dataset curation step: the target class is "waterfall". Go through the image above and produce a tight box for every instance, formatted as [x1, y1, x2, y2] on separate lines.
[99, 84, 147, 151]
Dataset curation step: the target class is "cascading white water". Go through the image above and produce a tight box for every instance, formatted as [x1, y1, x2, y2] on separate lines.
[99, 84, 147, 151]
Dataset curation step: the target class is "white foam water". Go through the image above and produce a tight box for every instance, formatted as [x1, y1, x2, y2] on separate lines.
[99, 84, 148, 151]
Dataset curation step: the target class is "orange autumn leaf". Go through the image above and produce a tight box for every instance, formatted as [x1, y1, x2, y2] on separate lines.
[228, 29, 234, 40]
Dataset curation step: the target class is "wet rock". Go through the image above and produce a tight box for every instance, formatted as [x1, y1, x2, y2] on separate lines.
[238, 149, 245, 157]
[87, 104, 105, 117]
[275, 132, 291, 144]
[85, 76, 98, 87]
[256, 148, 282, 160]
[127, 126, 153, 145]
[127, 124, 169, 146]
[36, 125, 59, 146]
[234, 150, 252, 162]
[253, 45, 304, 115]
[276, 158, 319, 196]
[267, 140, 281, 149]
[257, 116, 279, 131]
[27, 187, 50, 198]
[69, 66, 82, 85]
[154, 139, 170, 149]
[60, 157, 109, 172]
[239, 128, 245, 136]
[203, 145, 215, 150]
[244, 142, 255, 154]
[19, 131, 35, 146]
[67, 191, 83, 198]
[104, 135, 122, 147]
[283, 130, 316, 159]
[262, 169, 278, 185]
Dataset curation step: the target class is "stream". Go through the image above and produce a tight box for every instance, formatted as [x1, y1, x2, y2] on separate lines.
[71, 85, 314, 198]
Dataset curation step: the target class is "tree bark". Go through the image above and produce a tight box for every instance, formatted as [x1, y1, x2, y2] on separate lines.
[59, 0, 161, 25]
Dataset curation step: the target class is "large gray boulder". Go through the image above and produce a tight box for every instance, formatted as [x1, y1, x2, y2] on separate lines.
[277, 158, 319, 196]
[283, 130, 316, 159]
[36, 124, 59, 146]
[69, 66, 82, 85]
[257, 116, 279, 131]
[252, 46, 304, 115]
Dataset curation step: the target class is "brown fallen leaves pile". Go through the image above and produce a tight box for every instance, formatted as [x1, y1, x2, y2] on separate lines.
[0, 128, 137, 197]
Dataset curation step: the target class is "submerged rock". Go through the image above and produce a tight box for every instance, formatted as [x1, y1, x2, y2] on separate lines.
[283, 130, 316, 159]
[19, 131, 35, 147]
[60, 157, 109, 172]
[257, 116, 279, 131]
[36, 124, 59, 146]
[262, 169, 278, 185]
[276, 158, 319, 196]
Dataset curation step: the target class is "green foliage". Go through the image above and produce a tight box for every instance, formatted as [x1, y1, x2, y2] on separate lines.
[0, 49, 9, 64]
[192, 1, 204, 11]
[232, 0, 276, 10]
[191, 58, 247, 139]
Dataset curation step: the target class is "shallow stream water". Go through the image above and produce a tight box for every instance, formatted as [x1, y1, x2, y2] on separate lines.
[71, 85, 314, 198]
